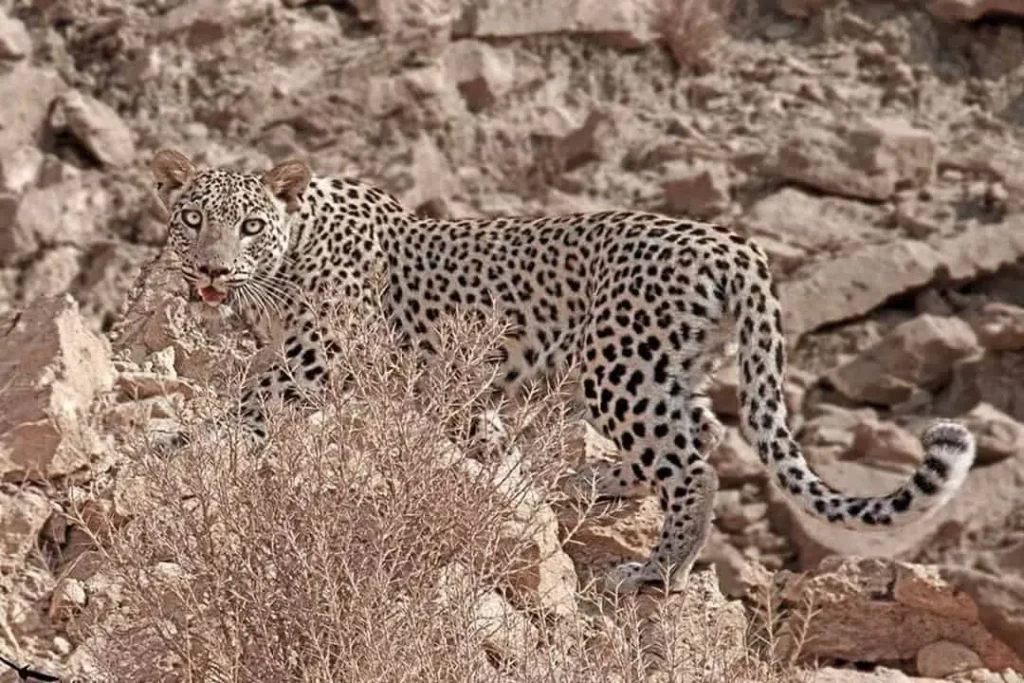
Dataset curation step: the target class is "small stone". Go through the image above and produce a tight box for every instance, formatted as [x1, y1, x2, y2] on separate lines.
[769, 116, 937, 202]
[158, 0, 277, 46]
[916, 640, 984, 678]
[436, 563, 538, 662]
[400, 135, 452, 217]
[928, 0, 1024, 21]
[532, 109, 609, 174]
[52, 636, 72, 656]
[848, 418, 924, 473]
[662, 163, 730, 219]
[967, 302, 1024, 352]
[57, 90, 136, 168]
[0, 10, 31, 60]
[0, 145, 43, 192]
[700, 535, 772, 598]
[714, 490, 767, 533]
[443, 40, 514, 112]
[0, 489, 51, 564]
[21, 246, 82, 301]
[49, 577, 88, 621]
[115, 372, 198, 401]
[960, 403, 1024, 465]
[709, 428, 763, 485]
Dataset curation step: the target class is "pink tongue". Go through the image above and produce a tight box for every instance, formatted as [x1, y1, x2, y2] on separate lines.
[199, 286, 227, 304]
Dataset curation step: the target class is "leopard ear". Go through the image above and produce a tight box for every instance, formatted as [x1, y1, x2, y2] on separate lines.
[262, 159, 312, 213]
[152, 149, 196, 209]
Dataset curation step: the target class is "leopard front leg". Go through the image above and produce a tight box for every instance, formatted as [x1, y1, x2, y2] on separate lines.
[239, 316, 336, 440]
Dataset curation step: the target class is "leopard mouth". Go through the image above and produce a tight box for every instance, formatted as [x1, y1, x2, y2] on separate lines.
[197, 285, 229, 306]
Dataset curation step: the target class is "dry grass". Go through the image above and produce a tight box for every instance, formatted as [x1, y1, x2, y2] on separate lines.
[654, 0, 734, 73]
[64, 296, 803, 682]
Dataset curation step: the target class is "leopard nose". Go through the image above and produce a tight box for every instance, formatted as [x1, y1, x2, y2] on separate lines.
[198, 264, 231, 279]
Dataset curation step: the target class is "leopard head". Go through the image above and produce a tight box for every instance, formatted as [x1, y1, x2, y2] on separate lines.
[151, 149, 311, 307]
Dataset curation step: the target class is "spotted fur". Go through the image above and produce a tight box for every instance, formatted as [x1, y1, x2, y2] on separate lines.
[152, 149, 976, 592]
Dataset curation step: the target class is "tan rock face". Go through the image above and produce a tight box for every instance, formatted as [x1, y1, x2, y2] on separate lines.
[779, 220, 1024, 338]
[0, 295, 114, 480]
[777, 557, 1023, 672]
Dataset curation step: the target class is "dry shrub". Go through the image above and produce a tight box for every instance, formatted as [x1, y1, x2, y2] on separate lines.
[655, 0, 734, 72]
[71, 300, 574, 682]
[71, 293, 800, 682]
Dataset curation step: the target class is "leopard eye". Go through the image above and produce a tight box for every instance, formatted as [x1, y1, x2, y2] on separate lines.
[241, 218, 266, 237]
[180, 209, 203, 229]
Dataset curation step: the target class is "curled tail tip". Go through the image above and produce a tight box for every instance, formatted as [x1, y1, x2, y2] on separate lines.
[920, 419, 976, 483]
[921, 420, 974, 453]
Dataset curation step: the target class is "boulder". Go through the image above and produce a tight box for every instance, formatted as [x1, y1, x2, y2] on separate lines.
[0, 295, 114, 480]
[769, 117, 937, 202]
[745, 187, 886, 253]
[938, 352, 1024, 422]
[829, 315, 980, 406]
[940, 566, 1024, 665]
[55, 90, 136, 168]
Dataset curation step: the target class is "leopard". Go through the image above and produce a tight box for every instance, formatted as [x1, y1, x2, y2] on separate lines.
[150, 148, 976, 593]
